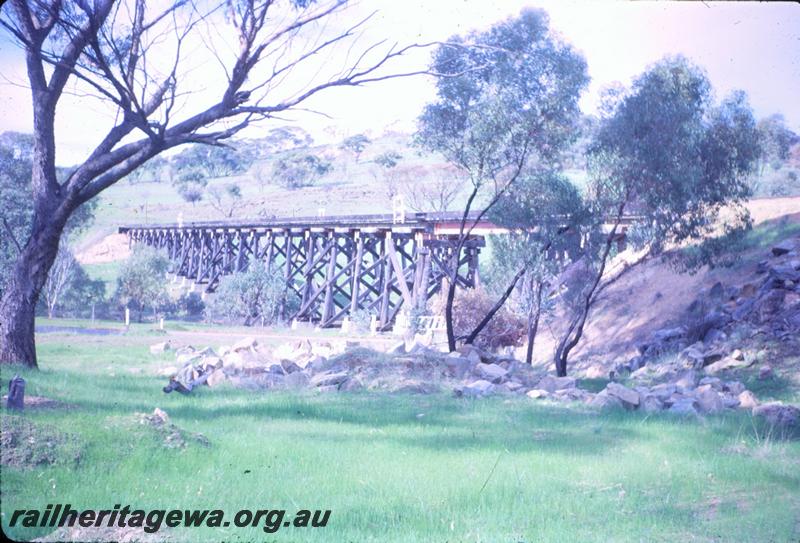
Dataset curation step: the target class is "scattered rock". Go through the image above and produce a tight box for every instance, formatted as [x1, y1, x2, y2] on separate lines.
[640, 394, 664, 412]
[758, 365, 773, 380]
[149, 341, 171, 355]
[589, 391, 623, 410]
[284, 371, 310, 389]
[474, 363, 508, 384]
[675, 369, 699, 390]
[738, 390, 759, 409]
[704, 356, 751, 374]
[526, 389, 550, 400]
[206, 369, 226, 387]
[771, 238, 800, 257]
[310, 371, 349, 388]
[232, 336, 258, 352]
[460, 380, 495, 397]
[668, 398, 699, 416]
[604, 383, 640, 409]
[694, 386, 724, 414]
[443, 355, 473, 379]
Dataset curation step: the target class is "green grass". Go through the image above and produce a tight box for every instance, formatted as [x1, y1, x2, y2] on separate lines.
[2, 331, 799, 542]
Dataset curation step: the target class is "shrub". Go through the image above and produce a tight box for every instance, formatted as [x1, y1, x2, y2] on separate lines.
[205, 265, 298, 326]
[178, 292, 205, 318]
[433, 287, 525, 351]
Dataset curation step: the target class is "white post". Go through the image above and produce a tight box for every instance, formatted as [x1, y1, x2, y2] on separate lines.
[370, 314, 378, 336]
[291, 319, 298, 330]
[341, 317, 350, 334]
[124, 307, 130, 326]
[159, 317, 164, 330]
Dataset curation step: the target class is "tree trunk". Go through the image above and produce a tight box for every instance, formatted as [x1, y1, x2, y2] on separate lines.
[465, 267, 525, 345]
[444, 275, 457, 352]
[552, 204, 626, 377]
[0, 222, 65, 368]
[525, 279, 543, 366]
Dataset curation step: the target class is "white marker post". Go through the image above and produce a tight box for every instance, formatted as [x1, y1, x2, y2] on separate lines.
[370, 315, 378, 336]
[124, 307, 130, 326]
[159, 317, 164, 330]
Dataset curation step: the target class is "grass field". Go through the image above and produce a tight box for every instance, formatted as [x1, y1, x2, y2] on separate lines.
[1, 325, 799, 542]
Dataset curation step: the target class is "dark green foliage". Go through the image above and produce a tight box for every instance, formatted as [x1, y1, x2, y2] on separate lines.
[271, 153, 332, 189]
[590, 58, 761, 250]
[171, 144, 255, 179]
[205, 265, 298, 326]
[0, 132, 96, 296]
[340, 134, 371, 162]
[416, 9, 589, 179]
[177, 292, 205, 319]
[115, 246, 170, 322]
[374, 151, 403, 169]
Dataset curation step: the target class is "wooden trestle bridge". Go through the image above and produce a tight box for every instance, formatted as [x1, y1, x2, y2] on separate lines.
[119, 212, 636, 329]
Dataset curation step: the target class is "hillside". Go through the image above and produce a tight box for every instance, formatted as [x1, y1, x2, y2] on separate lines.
[75, 131, 590, 251]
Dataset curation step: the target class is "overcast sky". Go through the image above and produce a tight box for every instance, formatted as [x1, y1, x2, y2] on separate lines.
[0, 0, 798, 166]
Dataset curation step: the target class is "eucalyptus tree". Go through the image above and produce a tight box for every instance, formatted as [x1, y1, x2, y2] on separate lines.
[483, 171, 587, 364]
[0, 0, 438, 367]
[553, 56, 761, 376]
[416, 8, 589, 351]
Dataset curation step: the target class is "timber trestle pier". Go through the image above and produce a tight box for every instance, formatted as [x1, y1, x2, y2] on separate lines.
[119, 212, 492, 329]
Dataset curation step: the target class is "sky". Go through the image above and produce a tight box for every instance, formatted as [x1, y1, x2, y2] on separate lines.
[0, 0, 798, 166]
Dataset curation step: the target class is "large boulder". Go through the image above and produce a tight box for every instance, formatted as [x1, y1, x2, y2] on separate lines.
[460, 380, 495, 397]
[457, 344, 484, 365]
[704, 356, 752, 374]
[526, 389, 550, 400]
[474, 363, 508, 384]
[674, 369, 699, 391]
[771, 238, 800, 257]
[737, 390, 759, 409]
[232, 336, 258, 352]
[284, 371, 310, 389]
[668, 398, 699, 416]
[535, 375, 576, 393]
[589, 391, 623, 410]
[604, 383, 640, 409]
[640, 394, 664, 412]
[206, 369, 227, 387]
[443, 354, 474, 379]
[693, 386, 724, 414]
[649, 383, 678, 402]
[310, 371, 349, 388]
[280, 359, 305, 374]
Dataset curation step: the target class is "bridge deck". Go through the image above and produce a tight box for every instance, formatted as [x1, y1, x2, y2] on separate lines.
[119, 211, 478, 233]
[119, 210, 641, 236]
